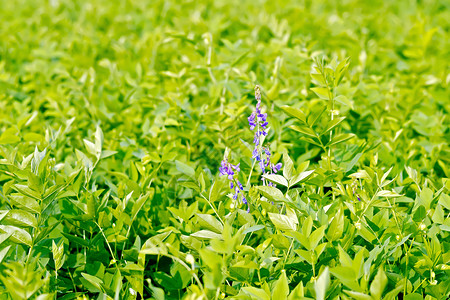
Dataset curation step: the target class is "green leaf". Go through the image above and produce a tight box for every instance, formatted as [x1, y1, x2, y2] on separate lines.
[0, 211, 9, 222]
[314, 267, 330, 300]
[210, 176, 226, 202]
[325, 133, 355, 147]
[309, 226, 326, 250]
[94, 126, 103, 158]
[295, 249, 313, 264]
[311, 87, 331, 100]
[272, 270, 289, 300]
[0, 225, 32, 246]
[320, 117, 346, 136]
[326, 208, 344, 241]
[344, 290, 372, 300]
[419, 187, 433, 210]
[175, 160, 195, 178]
[83, 139, 96, 158]
[283, 152, 294, 180]
[196, 214, 223, 234]
[376, 190, 402, 197]
[370, 268, 387, 300]
[131, 193, 150, 221]
[268, 213, 296, 231]
[311, 73, 326, 86]
[81, 272, 104, 292]
[243, 225, 265, 235]
[334, 95, 353, 108]
[100, 150, 117, 159]
[290, 170, 315, 186]
[2, 210, 37, 228]
[61, 232, 90, 247]
[0, 245, 11, 264]
[289, 125, 317, 138]
[262, 174, 288, 187]
[242, 287, 270, 300]
[0, 130, 21, 144]
[280, 106, 307, 124]
[432, 204, 445, 224]
[191, 230, 223, 240]
[52, 240, 65, 271]
[380, 166, 393, 184]
[257, 186, 286, 202]
[300, 137, 323, 148]
[288, 281, 304, 300]
[13, 185, 41, 201]
[308, 107, 327, 126]
[303, 216, 313, 236]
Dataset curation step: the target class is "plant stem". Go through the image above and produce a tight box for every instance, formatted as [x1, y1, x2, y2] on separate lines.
[246, 159, 256, 187]
[200, 193, 224, 225]
[95, 222, 119, 269]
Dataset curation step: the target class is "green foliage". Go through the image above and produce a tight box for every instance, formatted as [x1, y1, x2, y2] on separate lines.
[0, 0, 449, 299]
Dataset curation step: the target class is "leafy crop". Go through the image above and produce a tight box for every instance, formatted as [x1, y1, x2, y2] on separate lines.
[0, 0, 449, 299]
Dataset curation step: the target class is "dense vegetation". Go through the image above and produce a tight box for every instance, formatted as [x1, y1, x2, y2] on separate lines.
[0, 0, 449, 299]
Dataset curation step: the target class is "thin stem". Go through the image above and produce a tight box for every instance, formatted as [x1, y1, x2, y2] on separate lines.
[403, 237, 415, 296]
[25, 244, 34, 268]
[95, 222, 119, 269]
[215, 287, 220, 300]
[387, 197, 403, 238]
[165, 253, 206, 296]
[68, 268, 78, 292]
[357, 186, 381, 223]
[282, 238, 294, 270]
[200, 193, 224, 226]
[312, 256, 316, 278]
[246, 159, 256, 187]
[411, 277, 427, 294]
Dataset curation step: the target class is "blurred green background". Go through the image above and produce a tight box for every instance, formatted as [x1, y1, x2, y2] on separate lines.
[0, 0, 449, 298]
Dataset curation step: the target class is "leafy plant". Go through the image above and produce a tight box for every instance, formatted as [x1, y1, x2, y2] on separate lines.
[0, 0, 448, 299]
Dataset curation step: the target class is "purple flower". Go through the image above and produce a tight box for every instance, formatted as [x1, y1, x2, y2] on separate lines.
[237, 180, 243, 191]
[248, 113, 257, 130]
[248, 85, 283, 186]
[219, 158, 247, 205]
[259, 160, 265, 171]
[273, 163, 282, 173]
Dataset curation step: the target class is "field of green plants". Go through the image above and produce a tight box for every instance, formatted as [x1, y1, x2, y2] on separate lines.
[0, 0, 449, 299]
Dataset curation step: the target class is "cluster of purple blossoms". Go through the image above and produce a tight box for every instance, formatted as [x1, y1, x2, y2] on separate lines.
[351, 178, 361, 201]
[219, 159, 247, 204]
[248, 86, 268, 167]
[248, 86, 282, 186]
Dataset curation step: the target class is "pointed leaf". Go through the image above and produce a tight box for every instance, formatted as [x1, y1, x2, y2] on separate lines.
[268, 213, 296, 231]
[314, 267, 330, 300]
[290, 170, 315, 186]
[262, 174, 288, 187]
[272, 270, 289, 300]
[370, 268, 387, 299]
[326, 133, 355, 147]
[320, 117, 346, 136]
[0, 225, 32, 246]
[311, 87, 331, 100]
[281, 106, 307, 124]
[289, 125, 317, 138]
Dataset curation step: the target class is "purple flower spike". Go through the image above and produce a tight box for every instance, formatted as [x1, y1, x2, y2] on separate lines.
[248, 85, 283, 186]
[219, 158, 247, 205]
